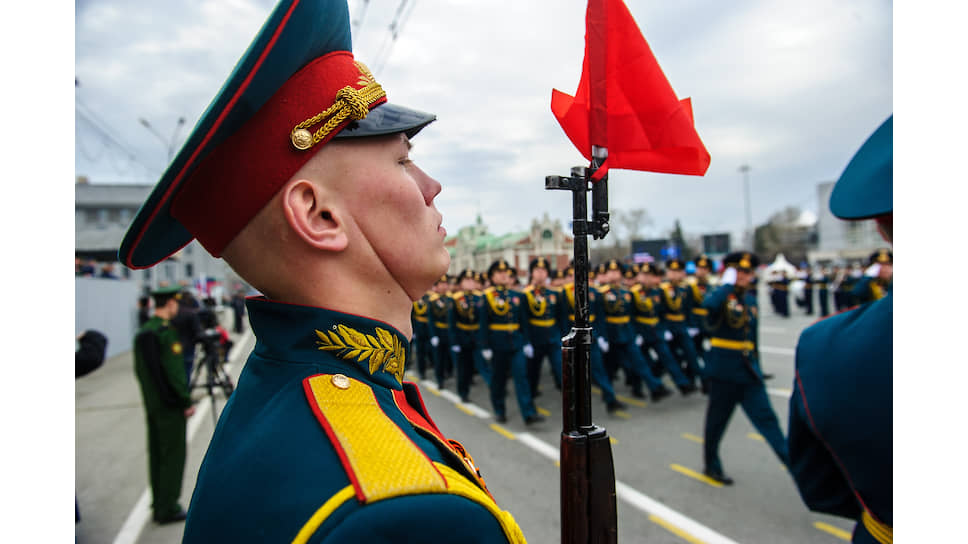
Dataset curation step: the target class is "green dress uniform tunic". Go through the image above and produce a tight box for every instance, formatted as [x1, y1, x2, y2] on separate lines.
[133, 315, 194, 521]
[411, 294, 433, 379]
[701, 282, 789, 480]
[184, 298, 525, 543]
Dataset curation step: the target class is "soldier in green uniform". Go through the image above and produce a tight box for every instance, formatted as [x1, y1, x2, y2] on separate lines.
[598, 259, 673, 402]
[686, 255, 713, 365]
[411, 290, 433, 379]
[701, 252, 789, 484]
[522, 257, 564, 399]
[429, 274, 458, 389]
[631, 263, 698, 395]
[851, 249, 892, 306]
[119, 0, 527, 540]
[812, 266, 832, 318]
[659, 259, 706, 389]
[480, 259, 544, 424]
[561, 265, 626, 413]
[451, 269, 488, 401]
[133, 285, 197, 524]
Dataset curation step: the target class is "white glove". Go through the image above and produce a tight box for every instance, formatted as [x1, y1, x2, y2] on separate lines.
[687, 327, 700, 338]
[481, 349, 493, 361]
[597, 337, 610, 353]
[721, 267, 737, 285]
[523, 344, 534, 358]
[864, 263, 881, 278]
[663, 330, 673, 342]
[430, 336, 440, 347]
[451, 345, 461, 353]
[635, 335, 644, 347]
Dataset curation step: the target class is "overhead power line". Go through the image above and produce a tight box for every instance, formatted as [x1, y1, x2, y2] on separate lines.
[371, 0, 417, 76]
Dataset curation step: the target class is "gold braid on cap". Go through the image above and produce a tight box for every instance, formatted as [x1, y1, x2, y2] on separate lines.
[291, 61, 386, 151]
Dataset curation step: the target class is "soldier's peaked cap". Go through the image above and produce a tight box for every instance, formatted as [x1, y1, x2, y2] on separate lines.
[665, 258, 684, 271]
[723, 251, 760, 270]
[829, 115, 892, 220]
[119, 0, 436, 269]
[529, 257, 550, 273]
[869, 249, 892, 265]
[488, 259, 512, 279]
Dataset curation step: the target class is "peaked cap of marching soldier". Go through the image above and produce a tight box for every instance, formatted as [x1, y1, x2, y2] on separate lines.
[695, 255, 712, 270]
[640, 262, 662, 276]
[665, 258, 685, 271]
[829, 115, 892, 220]
[118, 0, 436, 269]
[456, 269, 476, 283]
[623, 263, 638, 279]
[487, 259, 512, 281]
[723, 251, 760, 272]
[869, 249, 892, 266]
[603, 259, 624, 275]
[529, 257, 551, 274]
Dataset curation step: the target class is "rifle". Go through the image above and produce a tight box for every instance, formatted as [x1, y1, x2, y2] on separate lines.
[546, 146, 617, 544]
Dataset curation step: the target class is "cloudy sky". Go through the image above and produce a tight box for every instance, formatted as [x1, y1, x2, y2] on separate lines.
[74, 0, 892, 247]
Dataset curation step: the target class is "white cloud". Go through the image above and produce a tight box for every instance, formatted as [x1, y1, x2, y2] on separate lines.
[75, 0, 892, 247]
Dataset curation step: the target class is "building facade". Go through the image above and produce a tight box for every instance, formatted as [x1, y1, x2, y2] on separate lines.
[75, 179, 243, 294]
[807, 181, 884, 265]
[445, 213, 573, 277]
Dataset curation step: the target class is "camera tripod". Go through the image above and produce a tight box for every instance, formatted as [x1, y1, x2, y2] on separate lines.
[189, 336, 235, 426]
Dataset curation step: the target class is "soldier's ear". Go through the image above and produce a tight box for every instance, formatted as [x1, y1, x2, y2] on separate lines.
[280, 178, 348, 253]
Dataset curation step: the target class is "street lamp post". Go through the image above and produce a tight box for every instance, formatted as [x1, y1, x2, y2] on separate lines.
[139, 117, 186, 163]
[739, 164, 752, 249]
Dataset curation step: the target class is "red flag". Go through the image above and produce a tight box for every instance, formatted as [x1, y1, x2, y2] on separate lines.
[551, 0, 711, 178]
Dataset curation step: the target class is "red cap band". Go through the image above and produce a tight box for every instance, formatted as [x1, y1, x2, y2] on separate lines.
[171, 51, 386, 256]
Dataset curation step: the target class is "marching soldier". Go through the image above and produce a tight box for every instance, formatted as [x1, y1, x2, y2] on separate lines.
[813, 266, 832, 318]
[769, 271, 791, 317]
[429, 274, 458, 390]
[701, 252, 789, 485]
[851, 249, 892, 306]
[598, 259, 673, 402]
[687, 255, 713, 363]
[523, 257, 564, 399]
[411, 290, 433, 379]
[660, 259, 706, 390]
[451, 269, 488, 402]
[561, 265, 626, 413]
[118, 0, 528, 540]
[799, 266, 814, 315]
[789, 115, 893, 543]
[632, 263, 698, 395]
[133, 285, 197, 524]
[480, 259, 544, 425]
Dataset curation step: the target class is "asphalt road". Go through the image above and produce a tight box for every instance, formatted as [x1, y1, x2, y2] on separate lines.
[75, 295, 858, 543]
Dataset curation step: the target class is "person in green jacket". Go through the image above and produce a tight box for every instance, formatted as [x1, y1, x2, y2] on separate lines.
[133, 285, 197, 524]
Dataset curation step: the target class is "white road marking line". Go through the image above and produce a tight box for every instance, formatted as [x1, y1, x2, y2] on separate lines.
[759, 326, 787, 334]
[616, 482, 742, 544]
[516, 432, 742, 544]
[768, 388, 792, 399]
[113, 330, 253, 544]
[760, 346, 795, 356]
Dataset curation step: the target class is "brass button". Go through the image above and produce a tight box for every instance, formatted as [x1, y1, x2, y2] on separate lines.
[331, 374, 350, 389]
[291, 128, 313, 150]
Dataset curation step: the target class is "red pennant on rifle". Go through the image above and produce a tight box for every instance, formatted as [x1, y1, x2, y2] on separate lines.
[551, 0, 711, 180]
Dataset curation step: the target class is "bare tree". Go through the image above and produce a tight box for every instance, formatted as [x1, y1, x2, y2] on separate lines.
[614, 208, 653, 244]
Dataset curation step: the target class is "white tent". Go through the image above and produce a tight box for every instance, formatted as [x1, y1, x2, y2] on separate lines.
[764, 253, 797, 277]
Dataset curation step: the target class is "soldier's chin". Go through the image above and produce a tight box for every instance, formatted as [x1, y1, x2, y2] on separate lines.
[411, 251, 450, 300]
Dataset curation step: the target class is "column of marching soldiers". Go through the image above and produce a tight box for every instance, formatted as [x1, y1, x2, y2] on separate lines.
[408, 255, 721, 425]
